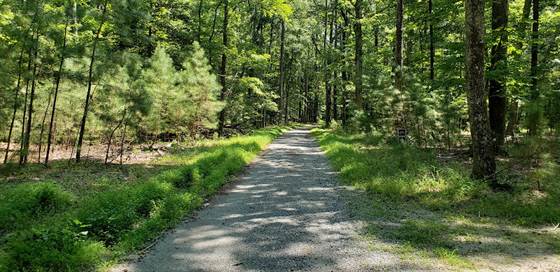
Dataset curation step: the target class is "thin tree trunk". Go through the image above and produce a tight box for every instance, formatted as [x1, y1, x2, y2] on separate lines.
[528, 0, 539, 136]
[279, 20, 287, 124]
[506, 100, 519, 140]
[20, 32, 41, 165]
[37, 88, 54, 162]
[324, 0, 332, 126]
[488, 0, 508, 151]
[217, 0, 229, 136]
[4, 48, 25, 164]
[395, 0, 404, 93]
[353, 0, 363, 108]
[104, 110, 126, 164]
[76, 0, 108, 162]
[465, 0, 497, 184]
[428, 0, 435, 89]
[120, 120, 127, 165]
[46, 20, 69, 165]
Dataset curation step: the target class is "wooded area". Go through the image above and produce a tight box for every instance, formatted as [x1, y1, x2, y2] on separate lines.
[0, 0, 559, 270]
[1, 0, 559, 181]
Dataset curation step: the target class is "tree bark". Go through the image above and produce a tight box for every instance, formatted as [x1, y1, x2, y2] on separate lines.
[217, 0, 229, 136]
[465, 0, 497, 183]
[76, 0, 108, 162]
[489, 0, 508, 151]
[353, 0, 363, 108]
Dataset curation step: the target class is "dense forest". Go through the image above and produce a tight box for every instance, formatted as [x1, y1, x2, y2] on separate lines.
[0, 0, 559, 178]
[0, 0, 557, 181]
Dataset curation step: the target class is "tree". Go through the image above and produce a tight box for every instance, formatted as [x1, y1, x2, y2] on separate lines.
[353, 0, 363, 108]
[465, 0, 497, 184]
[178, 42, 223, 134]
[45, 18, 69, 165]
[217, 0, 229, 136]
[528, 0, 540, 136]
[488, 0, 509, 151]
[279, 19, 287, 124]
[76, 0, 109, 162]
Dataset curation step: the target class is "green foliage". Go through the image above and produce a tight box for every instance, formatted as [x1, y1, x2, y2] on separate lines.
[0, 183, 73, 234]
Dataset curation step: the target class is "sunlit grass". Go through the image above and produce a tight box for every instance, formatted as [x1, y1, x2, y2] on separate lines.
[313, 128, 560, 269]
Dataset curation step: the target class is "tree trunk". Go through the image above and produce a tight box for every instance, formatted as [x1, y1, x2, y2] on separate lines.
[4, 48, 24, 164]
[46, 20, 69, 165]
[395, 0, 404, 93]
[120, 120, 127, 165]
[76, 0, 108, 162]
[353, 0, 363, 108]
[104, 110, 126, 164]
[37, 88, 54, 162]
[428, 0, 435, 89]
[217, 0, 229, 136]
[528, 0, 539, 136]
[489, 0, 508, 151]
[324, 0, 332, 126]
[20, 32, 41, 165]
[465, 0, 497, 184]
[506, 99, 519, 140]
[279, 20, 287, 124]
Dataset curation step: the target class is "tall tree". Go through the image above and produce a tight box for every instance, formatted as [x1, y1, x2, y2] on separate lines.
[45, 19, 69, 165]
[465, 0, 497, 184]
[428, 0, 435, 88]
[217, 0, 229, 136]
[20, 30, 41, 165]
[324, 0, 332, 126]
[488, 0, 509, 151]
[279, 19, 287, 124]
[395, 0, 404, 93]
[3, 49, 24, 164]
[353, 0, 363, 108]
[528, 0, 540, 135]
[76, 0, 108, 162]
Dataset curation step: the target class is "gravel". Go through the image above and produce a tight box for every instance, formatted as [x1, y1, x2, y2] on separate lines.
[110, 128, 408, 272]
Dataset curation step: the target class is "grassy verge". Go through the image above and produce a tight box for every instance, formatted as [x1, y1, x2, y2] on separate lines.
[312, 129, 560, 270]
[0, 126, 288, 271]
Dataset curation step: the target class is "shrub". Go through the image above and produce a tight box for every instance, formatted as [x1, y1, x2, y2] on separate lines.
[75, 190, 139, 245]
[0, 183, 73, 233]
[3, 222, 106, 272]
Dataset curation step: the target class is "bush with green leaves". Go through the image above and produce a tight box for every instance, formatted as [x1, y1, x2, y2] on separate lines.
[0, 183, 73, 234]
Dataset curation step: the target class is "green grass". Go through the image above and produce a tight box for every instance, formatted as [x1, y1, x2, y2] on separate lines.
[0, 126, 287, 272]
[312, 128, 560, 269]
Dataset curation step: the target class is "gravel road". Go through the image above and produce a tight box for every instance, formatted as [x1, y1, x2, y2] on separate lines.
[111, 128, 406, 272]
